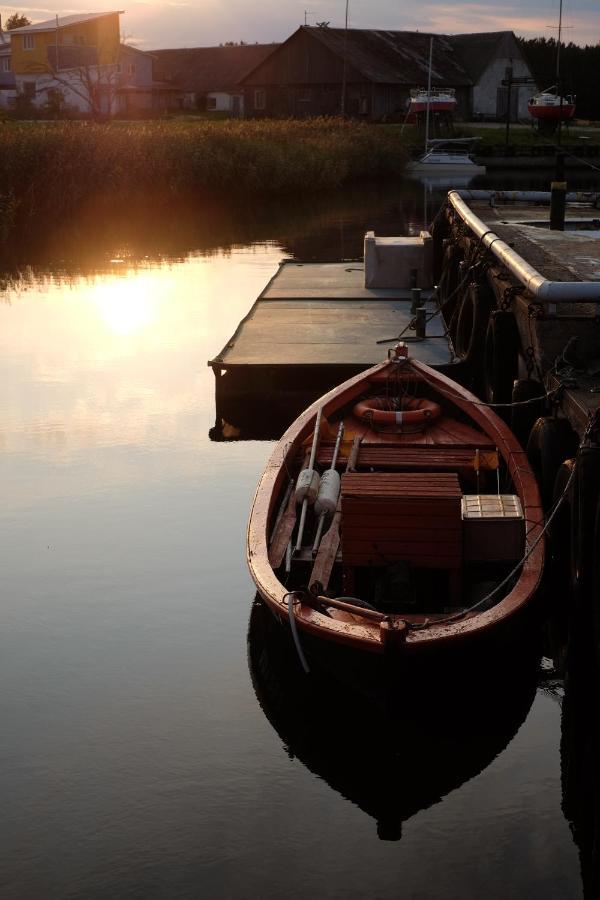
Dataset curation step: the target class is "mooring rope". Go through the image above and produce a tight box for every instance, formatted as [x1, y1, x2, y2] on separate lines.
[284, 590, 311, 674]
[430, 430, 587, 627]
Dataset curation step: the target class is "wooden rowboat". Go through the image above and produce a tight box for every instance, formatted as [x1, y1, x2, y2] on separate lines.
[247, 345, 544, 658]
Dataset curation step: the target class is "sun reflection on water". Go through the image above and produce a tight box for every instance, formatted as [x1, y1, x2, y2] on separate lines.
[89, 274, 160, 337]
[0, 248, 282, 508]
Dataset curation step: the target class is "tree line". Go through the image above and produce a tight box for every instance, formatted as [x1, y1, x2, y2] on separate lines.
[518, 37, 600, 120]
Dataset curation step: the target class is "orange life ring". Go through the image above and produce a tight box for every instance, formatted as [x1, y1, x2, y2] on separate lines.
[353, 395, 441, 430]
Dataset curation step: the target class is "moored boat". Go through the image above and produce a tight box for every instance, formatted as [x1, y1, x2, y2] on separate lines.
[405, 87, 457, 122]
[247, 345, 544, 660]
[406, 139, 486, 176]
[528, 87, 575, 121]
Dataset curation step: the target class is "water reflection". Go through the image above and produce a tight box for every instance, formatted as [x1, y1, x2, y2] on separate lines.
[248, 597, 539, 842]
[4, 170, 593, 280]
[1, 173, 595, 898]
[551, 613, 600, 898]
[0, 248, 281, 518]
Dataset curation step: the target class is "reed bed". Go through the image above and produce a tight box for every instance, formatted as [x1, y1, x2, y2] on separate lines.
[0, 118, 406, 235]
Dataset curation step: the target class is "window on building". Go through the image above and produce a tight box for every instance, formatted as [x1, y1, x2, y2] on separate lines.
[116, 63, 122, 74]
[127, 63, 136, 76]
[23, 35, 35, 51]
[22, 81, 36, 98]
[359, 96, 368, 115]
[254, 89, 266, 110]
[298, 89, 311, 102]
[207, 96, 217, 111]
[2, 58, 10, 73]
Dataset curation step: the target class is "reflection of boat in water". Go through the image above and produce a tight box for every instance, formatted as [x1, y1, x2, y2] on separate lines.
[406, 168, 478, 191]
[248, 597, 539, 840]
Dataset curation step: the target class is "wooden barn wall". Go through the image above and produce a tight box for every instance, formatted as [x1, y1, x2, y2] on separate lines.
[243, 83, 372, 118]
[243, 82, 471, 120]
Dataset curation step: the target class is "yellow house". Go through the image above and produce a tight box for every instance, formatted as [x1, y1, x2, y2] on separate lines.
[11, 11, 122, 74]
[9, 11, 123, 114]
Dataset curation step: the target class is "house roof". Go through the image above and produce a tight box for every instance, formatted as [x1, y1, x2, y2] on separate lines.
[307, 28, 472, 85]
[121, 43, 156, 59]
[152, 44, 278, 93]
[239, 27, 473, 87]
[449, 31, 520, 82]
[9, 11, 123, 34]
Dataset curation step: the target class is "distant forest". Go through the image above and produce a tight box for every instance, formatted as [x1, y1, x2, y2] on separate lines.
[518, 37, 600, 120]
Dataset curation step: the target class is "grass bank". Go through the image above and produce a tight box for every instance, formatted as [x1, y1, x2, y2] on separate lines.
[0, 118, 406, 236]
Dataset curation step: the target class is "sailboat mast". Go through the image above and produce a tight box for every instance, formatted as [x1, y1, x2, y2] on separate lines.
[556, 0, 563, 84]
[425, 36, 433, 148]
[557, 0, 564, 145]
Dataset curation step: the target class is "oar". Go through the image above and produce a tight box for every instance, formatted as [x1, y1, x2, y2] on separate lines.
[309, 435, 361, 593]
[294, 408, 322, 554]
[269, 478, 294, 546]
[312, 421, 345, 556]
[269, 451, 310, 569]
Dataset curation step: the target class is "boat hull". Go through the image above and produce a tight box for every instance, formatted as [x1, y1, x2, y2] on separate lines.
[247, 359, 544, 657]
[409, 101, 457, 115]
[528, 102, 575, 121]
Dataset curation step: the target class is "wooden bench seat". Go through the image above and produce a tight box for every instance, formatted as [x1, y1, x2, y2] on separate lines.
[317, 444, 497, 472]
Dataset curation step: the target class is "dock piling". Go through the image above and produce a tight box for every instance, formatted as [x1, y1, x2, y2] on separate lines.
[550, 153, 567, 231]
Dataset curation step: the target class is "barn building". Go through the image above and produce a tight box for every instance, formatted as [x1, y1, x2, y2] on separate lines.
[152, 44, 278, 115]
[239, 27, 536, 122]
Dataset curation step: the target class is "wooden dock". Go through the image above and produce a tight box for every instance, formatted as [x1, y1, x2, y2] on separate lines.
[209, 261, 455, 439]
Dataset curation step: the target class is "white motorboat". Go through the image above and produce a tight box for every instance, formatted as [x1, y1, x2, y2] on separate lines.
[406, 139, 486, 176]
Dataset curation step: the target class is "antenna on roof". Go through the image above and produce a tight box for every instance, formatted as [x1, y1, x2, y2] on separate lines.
[55, 14, 60, 71]
[304, 10, 312, 26]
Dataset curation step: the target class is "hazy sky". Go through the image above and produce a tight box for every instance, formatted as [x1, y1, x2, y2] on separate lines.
[1, 0, 598, 49]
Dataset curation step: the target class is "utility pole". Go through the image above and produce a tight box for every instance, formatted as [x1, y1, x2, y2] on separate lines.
[504, 66, 513, 151]
[340, 0, 349, 116]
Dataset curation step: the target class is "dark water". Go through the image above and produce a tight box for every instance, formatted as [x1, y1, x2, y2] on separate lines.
[1, 173, 599, 899]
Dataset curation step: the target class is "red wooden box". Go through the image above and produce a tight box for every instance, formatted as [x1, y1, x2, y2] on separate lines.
[341, 472, 462, 569]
